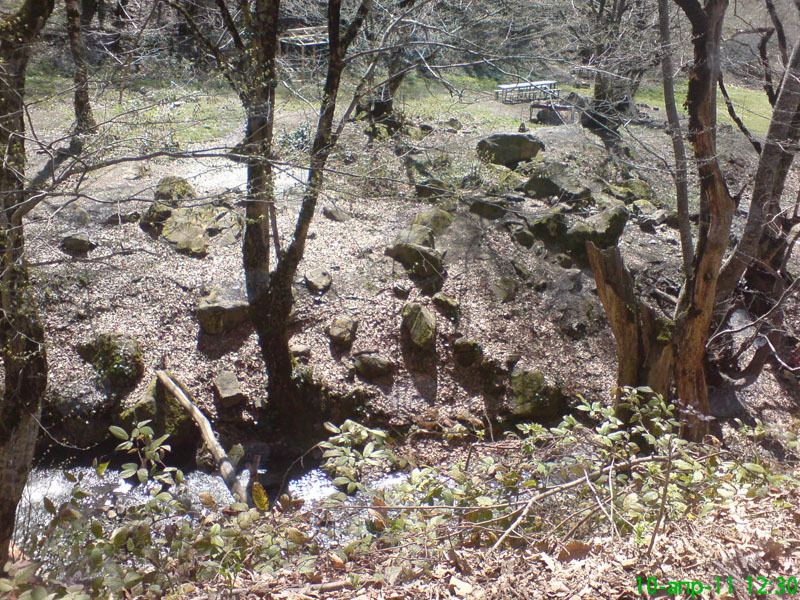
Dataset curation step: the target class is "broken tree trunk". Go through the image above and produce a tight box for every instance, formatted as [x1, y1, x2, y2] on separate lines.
[586, 242, 675, 418]
[155, 370, 251, 505]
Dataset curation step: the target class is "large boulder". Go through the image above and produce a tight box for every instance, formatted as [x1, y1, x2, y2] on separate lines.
[77, 333, 145, 392]
[564, 204, 629, 254]
[401, 302, 436, 351]
[477, 134, 544, 168]
[196, 287, 250, 335]
[141, 176, 197, 227]
[519, 163, 593, 206]
[509, 366, 564, 419]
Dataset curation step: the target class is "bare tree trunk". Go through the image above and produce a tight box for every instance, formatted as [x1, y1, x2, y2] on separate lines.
[65, 0, 97, 133]
[586, 244, 675, 418]
[672, 0, 734, 441]
[0, 0, 55, 571]
[658, 0, 693, 277]
[716, 40, 800, 301]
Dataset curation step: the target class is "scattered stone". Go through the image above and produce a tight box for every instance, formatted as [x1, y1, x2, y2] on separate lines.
[214, 371, 245, 408]
[479, 357, 506, 395]
[155, 176, 197, 205]
[394, 224, 435, 248]
[445, 117, 463, 131]
[564, 204, 629, 255]
[604, 178, 653, 204]
[196, 287, 250, 335]
[385, 242, 444, 279]
[491, 277, 517, 303]
[328, 315, 358, 349]
[432, 292, 460, 323]
[512, 228, 535, 247]
[556, 253, 573, 268]
[470, 199, 506, 220]
[77, 333, 144, 391]
[103, 211, 141, 226]
[476, 134, 544, 168]
[305, 268, 333, 294]
[536, 107, 564, 126]
[415, 178, 448, 199]
[529, 205, 568, 240]
[519, 163, 593, 205]
[323, 206, 351, 222]
[402, 302, 436, 351]
[393, 283, 411, 299]
[60, 233, 97, 255]
[509, 366, 563, 419]
[632, 199, 658, 215]
[453, 338, 483, 367]
[290, 344, 312, 358]
[411, 208, 453, 235]
[354, 352, 395, 380]
[511, 259, 531, 280]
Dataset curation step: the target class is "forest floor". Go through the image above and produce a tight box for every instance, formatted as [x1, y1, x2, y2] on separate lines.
[17, 66, 800, 598]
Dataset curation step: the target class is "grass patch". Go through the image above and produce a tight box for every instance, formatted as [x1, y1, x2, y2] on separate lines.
[636, 79, 772, 136]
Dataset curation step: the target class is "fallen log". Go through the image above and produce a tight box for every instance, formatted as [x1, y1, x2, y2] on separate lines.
[155, 370, 251, 505]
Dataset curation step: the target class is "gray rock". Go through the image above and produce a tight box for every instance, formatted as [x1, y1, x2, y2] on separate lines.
[632, 199, 658, 215]
[155, 176, 197, 205]
[290, 344, 312, 358]
[411, 208, 453, 236]
[394, 224, 435, 248]
[354, 352, 395, 380]
[196, 287, 250, 335]
[453, 338, 482, 367]
[60, 233, 97, 254]
[323, 206, 351, 222]
[44, 386, 113, 448]
[415, 178, 448, 199]
[305, 268, 333, 294]
[432, 292, 460, 323]
[402, 302, 436, 351]
[103, 211, 140, 226]
[519, 163, 593, 205]
[564, 204, 629, 254]
[214, 371, 245, 408]
[470, 199, 506, 220]
[491, 277, 517, 303]
[446, 117, 463, 131]
[536, 108, 564, 125]
[477, 134, 544, 168]
[529, 205, 568, 240]
[509, 366, 563, 419]
[385, 242, 444, 279]
[393, 283, 411, 299]
[512, 228, 535, 248]
[328, 315, 358, 349]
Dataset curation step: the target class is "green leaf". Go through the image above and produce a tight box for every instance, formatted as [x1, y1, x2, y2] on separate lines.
[43, 497, 56, 515]
[324, 422, 341, 434]
[108, 426, 129, 440]
[742, 462, 766, 474]
[252, 482, 269, 511]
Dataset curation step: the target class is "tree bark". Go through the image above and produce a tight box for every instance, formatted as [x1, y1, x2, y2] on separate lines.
[586, 243, 675, 418]
[716, 39, 800, 301]
[672, 0, 734, 441]
[658, 0, 693, 277]
[0, 0, 56, 571]
[65, 0, 97, 133]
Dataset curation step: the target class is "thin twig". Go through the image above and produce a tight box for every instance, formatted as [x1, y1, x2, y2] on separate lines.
[647, 437, 673, 558]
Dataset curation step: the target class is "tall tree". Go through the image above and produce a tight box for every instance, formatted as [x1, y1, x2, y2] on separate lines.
[0, 0, 56, 571]
[65, 0, 97, 133]
[170, 0, 372, 434]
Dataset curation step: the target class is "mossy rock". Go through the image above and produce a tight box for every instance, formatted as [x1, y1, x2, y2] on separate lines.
[155, 176, 197, 206]
[509, 366, 564, 419]
[77, 333, 144, 391]
[411, 208, 453, 236]
[402, 302, 436, 351]
[118, 374, 195, 454]
[453, 337, 482, 367]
